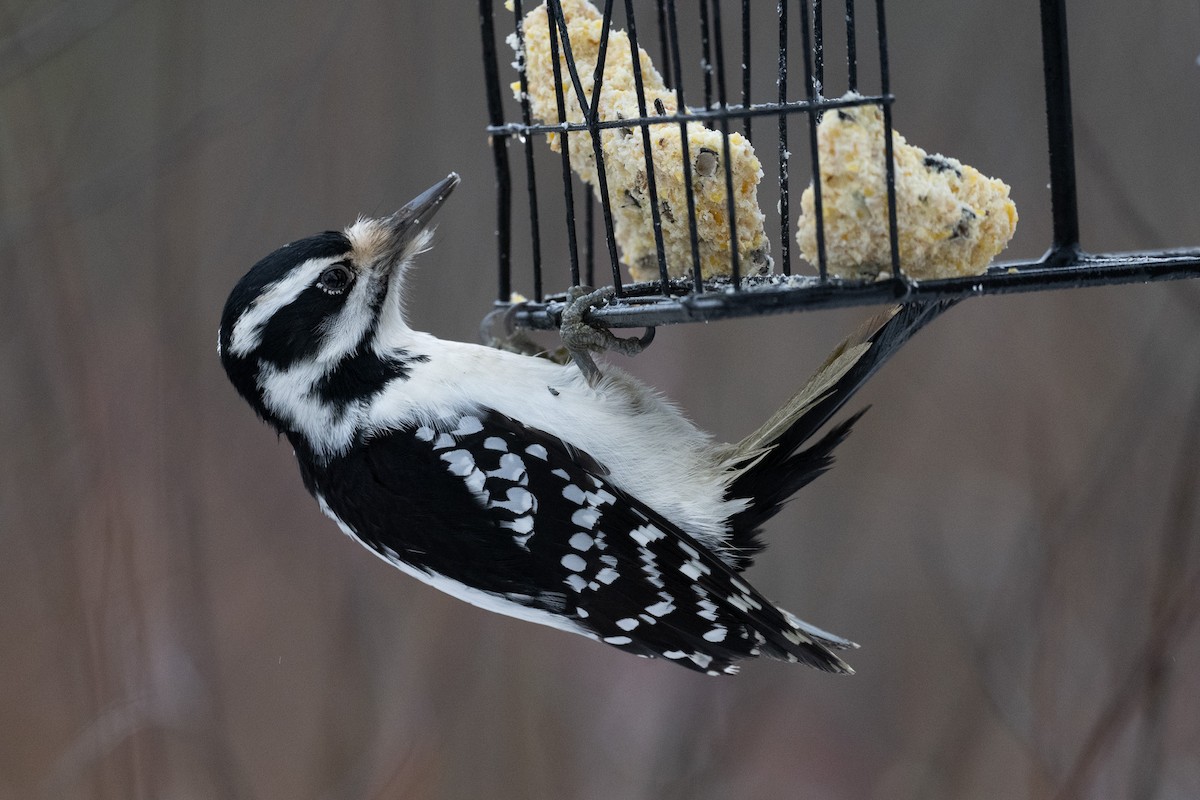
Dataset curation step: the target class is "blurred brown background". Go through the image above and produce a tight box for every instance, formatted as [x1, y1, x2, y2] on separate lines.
[3, 1, 1199, 798]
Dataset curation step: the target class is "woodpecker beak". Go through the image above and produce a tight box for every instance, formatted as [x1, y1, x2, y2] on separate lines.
[360, 173, 460, 277]
[384, 172, 460, 255]
[367, 174, 460, 329]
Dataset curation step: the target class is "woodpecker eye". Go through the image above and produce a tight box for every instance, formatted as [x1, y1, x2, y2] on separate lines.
[318, 264, 353, 294]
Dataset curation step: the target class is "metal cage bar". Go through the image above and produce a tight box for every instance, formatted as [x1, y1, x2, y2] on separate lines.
[623, 0, 671, 286]
[1039, 0, 1081, 265]
[541, 2, 583, 288]
[510, 0, 546, 301]
[478, 0, 512, 302]
[663, 0, 705, 292]
[798, 0, 828, 280]
[845, 0, 858, 91]
[875, 0, 902, 279]
[710, 0, 742, 286]
[741, 0, 752, 141]
[777, 0, 791, 276]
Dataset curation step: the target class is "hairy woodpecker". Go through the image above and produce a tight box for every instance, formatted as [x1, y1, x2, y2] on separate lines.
[218, 173, 950, 676]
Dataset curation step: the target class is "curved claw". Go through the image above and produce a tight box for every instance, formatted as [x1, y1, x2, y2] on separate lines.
[630, 325, 656, 351]
[559, 286, 655, 386]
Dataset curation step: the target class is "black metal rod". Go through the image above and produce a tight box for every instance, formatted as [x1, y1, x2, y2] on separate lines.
[655, 0, 672, 86]
[845, 0, 857, 91]
[813, 0, 825, 95]
[798, 0, 828, 279]
[624, 0, 672, 291]
[875, 0, 901, 278]
[711, 0, 730, 106]
[586, 0, 616, 121]
[624, 0, 671, 290]
[664, 0, 704, 292]
[699, 0, 714, 109]
[1039, 0, 1081, 264]
[548, 0, 596, 122]
[549, 0, 625, 293]
[545, 1, 582, 286]
[587, 0, 627, 291]
[486, 91, 890, 136]
[711, 0, 741, 285]
[778, 0, 791, 275]
[478, 0, 512, 302]
[512, 0, 544, 301]
[742, 0, 753, 140]
[585, 187, 595, 286]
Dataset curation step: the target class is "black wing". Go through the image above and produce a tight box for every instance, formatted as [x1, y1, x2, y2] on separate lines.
[302, 409, 854, 676]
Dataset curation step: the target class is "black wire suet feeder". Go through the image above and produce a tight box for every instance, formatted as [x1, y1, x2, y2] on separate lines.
[477, 0, 1200, 333]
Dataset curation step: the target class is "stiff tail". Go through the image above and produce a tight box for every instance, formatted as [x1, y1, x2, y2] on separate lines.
[724, 299, 957, 565]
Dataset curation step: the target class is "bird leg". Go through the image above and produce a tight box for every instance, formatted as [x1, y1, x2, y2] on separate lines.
[560, 286, 655, 386]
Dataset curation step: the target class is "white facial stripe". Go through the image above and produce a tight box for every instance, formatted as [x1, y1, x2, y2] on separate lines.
[229, 255, 343, 356]
[257, 360, 362, 457]
[313, 271, 380, 365]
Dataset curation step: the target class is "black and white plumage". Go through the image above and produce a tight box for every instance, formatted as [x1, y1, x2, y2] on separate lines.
[218, 173, 951, 675]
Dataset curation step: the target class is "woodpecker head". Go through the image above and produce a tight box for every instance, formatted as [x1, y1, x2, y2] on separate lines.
[218, 173, 458, 434]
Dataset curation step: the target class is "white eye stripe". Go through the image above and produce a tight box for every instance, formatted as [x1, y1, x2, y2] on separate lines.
[229, 255, 344, 356]
[314, 272, 380, 363]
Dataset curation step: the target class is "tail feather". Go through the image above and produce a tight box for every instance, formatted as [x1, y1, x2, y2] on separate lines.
[724, 299, 957, 566]
[726, 408, 867, 546]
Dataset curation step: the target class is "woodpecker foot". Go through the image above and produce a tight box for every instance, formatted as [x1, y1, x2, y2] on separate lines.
[560, 286, 655, 386]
